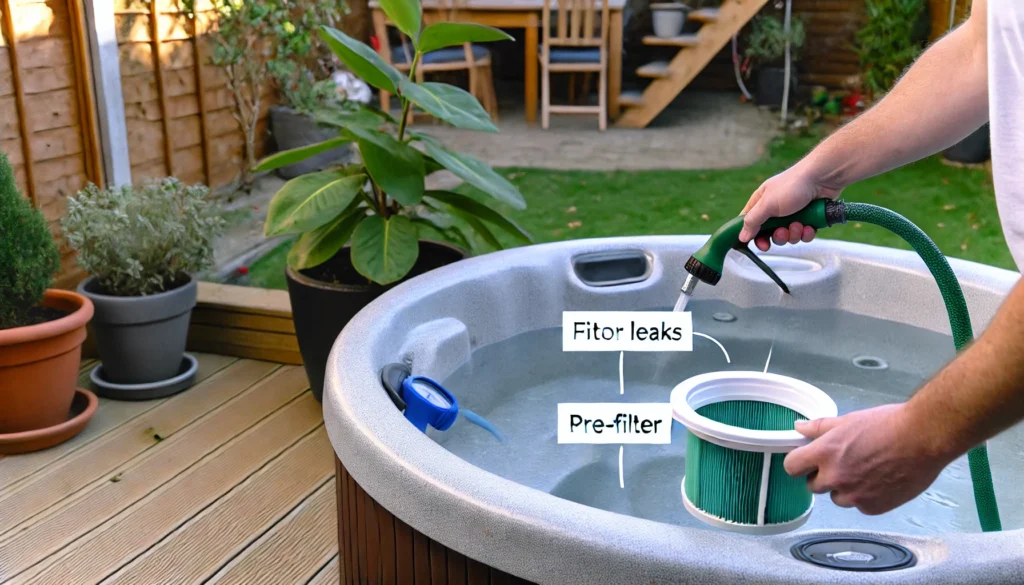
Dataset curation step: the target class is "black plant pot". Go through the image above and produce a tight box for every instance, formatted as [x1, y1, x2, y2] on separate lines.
[269, 106, 353, 179]
[286, 240, 467, 402]
[755, 66, 798, 108]
[943, 124, 990, 164]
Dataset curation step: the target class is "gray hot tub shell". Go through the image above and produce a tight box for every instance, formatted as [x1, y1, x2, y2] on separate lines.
[323, 236, 1022, 584]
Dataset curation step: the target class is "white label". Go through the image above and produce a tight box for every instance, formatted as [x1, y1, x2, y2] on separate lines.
[562, 311, 693, 352]
[557, 403, 673, 444]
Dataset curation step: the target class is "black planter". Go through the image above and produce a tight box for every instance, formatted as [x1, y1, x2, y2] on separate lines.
[269, 106, 353, 179]
[286, 240, 467, 402]
[943, 124, 990, 164]
[755, 66, 798, 108]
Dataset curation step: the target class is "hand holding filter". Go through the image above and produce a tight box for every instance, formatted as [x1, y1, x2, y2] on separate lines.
[402, 376, 459, 432]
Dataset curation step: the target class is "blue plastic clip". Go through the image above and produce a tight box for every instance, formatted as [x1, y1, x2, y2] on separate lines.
[401, 376, 459, 432]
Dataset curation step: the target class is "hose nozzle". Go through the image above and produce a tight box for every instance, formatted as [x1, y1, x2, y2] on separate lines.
[684, 199, 844, 294]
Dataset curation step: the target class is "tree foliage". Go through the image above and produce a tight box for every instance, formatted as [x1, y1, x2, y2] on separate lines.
[0, 152, 59, 329]
[855, 0, 929, 98]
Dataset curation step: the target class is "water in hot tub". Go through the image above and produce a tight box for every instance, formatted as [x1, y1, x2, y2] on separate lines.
[436, 299, 1024, 535]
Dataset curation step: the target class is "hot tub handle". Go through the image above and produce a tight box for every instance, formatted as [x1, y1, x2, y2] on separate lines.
[571, 250, 652, 287]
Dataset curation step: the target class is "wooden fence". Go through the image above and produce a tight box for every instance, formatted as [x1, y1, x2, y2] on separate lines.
[0, 0, 103, 288]
[113, 0, 273, 188]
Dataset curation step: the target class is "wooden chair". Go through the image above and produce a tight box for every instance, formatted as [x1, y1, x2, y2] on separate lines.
[541, 0, 610, 130]
[373, 0, 499, 123]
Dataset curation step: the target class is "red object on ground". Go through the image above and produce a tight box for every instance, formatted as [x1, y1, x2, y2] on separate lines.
[237, 266, 249, 275]
[370, 36, 381, 51]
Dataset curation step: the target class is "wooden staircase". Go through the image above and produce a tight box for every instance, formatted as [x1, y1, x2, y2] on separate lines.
[615, 0, 769, 128]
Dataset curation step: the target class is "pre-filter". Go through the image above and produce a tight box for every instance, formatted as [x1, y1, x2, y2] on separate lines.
[671, 372, 837, 535]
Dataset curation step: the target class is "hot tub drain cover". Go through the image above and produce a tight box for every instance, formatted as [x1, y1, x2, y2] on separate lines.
[791, 537, 915, 571]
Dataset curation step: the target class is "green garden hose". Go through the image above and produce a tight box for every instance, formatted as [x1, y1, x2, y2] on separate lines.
[683, 199, 1002, 532]
[841, 202, 1001, 532]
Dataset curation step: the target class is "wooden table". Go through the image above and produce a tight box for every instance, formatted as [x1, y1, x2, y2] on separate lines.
[368, 0, 625, 123]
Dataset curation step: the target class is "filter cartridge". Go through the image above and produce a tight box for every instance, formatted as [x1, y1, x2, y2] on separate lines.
[670, 371, 838, 535]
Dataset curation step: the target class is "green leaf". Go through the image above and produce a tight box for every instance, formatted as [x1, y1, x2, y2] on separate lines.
[351, 215, 419, 284]
[320, 26, 403, 93]
[418, 22, 513, 54]
[415, 133, 525, 209]
[398, 80, 497, 132]
[346, 125, 425, 205]
[314, 105, 395, 129]
[451, 208, 501, 250]
[423, 155, 444, 175]
[445, 225, 474, 252]
[253, 137, 351, 172]
[426, 190, 531, 243]
[379, 0, 421, 41]
[265, 170, 367, 236]
[287, 205, 366, 269]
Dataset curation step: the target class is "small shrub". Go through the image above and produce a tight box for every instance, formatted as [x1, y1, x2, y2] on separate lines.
[855, 0, 928, 98]
[0, 152, 59, 329]
[746, 15, 806, 65]
[61, 179, 224, 297]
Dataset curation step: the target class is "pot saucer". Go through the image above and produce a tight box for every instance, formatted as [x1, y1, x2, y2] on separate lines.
[90, 353, 198, 401]
[0, 388, 98, 454]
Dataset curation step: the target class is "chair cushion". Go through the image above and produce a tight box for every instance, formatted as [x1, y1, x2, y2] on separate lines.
[545, 46, 601, 64]
[391, 45, 491, 65]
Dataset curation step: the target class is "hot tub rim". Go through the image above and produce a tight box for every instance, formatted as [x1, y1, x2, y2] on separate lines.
[323, 236, 1024, 585]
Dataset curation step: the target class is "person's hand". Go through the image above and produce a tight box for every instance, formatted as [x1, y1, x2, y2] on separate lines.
[783, 404, 953, 515]
[739, 166, 843, 252]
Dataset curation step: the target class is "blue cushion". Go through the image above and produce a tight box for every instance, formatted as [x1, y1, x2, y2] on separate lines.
[391, 45, 491, 65]
[546, 46, 601, 64]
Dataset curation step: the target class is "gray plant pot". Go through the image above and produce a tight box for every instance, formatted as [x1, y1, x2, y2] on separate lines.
[269, 106, 353, 179]
[78, 276, 197, 386]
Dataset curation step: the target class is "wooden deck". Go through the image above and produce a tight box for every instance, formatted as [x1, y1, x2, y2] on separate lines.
[0, 353, 339, 585]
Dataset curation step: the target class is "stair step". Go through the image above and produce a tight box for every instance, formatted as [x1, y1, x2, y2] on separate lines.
[636, 61, 671, 78]
[689, 7, 718, 23]
[619, 90, 644, 107]
[642, 34, 700, 47]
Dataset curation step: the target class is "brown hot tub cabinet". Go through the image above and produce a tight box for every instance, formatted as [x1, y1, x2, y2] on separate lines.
[335, 458, 533, 584]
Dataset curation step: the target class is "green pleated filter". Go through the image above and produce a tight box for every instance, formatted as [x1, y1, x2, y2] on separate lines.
[684, 400, 810, 527]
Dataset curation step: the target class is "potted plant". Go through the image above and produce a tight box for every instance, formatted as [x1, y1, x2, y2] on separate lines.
[254, 0, 531, 401]
[265, 0, 361, 179]
[0, 153, 96, 454]
[62, 179, 224, 400]
[269, 77, 363, 180]
[650, 2, 690, 39]
[745, 14, 805, 108]
[205, 0, 344, 188]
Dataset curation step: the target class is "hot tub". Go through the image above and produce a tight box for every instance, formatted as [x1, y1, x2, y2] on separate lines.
[323, 236, 1023, 584]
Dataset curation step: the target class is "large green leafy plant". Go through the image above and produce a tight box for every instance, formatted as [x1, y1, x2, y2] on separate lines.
[0, 153, 59, 329]
[855, 0, 928, 98]
[258, 0, 531, 285]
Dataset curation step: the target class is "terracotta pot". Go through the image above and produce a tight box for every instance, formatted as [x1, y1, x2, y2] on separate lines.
[0, 289, 94, 434]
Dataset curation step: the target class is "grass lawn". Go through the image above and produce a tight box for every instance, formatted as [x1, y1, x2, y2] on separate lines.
[247, 133, 1011, 290]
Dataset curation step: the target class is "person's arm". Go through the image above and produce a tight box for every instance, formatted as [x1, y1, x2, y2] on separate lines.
[784, 278, 1024, 515]
[739, 0, 989, 248]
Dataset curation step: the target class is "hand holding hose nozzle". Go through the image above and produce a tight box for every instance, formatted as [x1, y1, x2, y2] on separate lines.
[682, 199, 847, 296]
